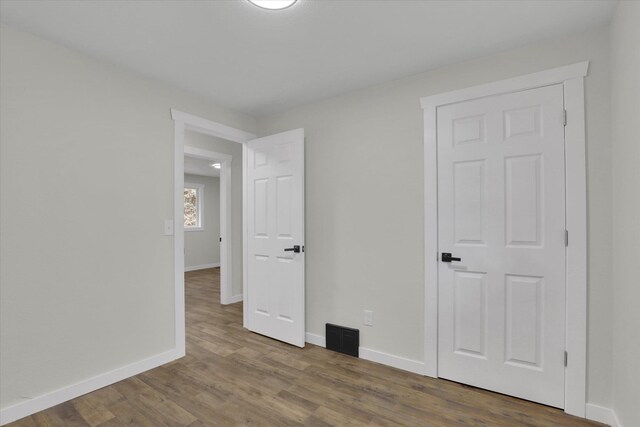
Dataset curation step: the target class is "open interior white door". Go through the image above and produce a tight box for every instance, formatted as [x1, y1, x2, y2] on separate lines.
[246, 129, 305, 347]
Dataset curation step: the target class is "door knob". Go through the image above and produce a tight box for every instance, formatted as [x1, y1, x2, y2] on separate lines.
[284, 245, 302, 253]
[441, 253, 461, 262]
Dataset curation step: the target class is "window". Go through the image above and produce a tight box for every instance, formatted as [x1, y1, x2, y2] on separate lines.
[184, 183, 204, 231]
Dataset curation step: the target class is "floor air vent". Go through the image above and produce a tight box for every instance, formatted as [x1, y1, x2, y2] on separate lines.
[325, 323, 359, 357]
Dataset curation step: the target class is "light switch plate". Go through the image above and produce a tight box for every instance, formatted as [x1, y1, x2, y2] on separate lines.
[164, 220, 174, 236]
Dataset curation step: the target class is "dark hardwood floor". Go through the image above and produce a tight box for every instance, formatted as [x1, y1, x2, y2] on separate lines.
[9, 268, 603, 426]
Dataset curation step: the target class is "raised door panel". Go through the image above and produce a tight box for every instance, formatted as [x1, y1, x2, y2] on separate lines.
[254, 150, 268, 168]
[252, 255, 271, 317]
[274, 255, 295, 323]
[504, 106, 542, 140]
[505, 155, 543, 247]
[505, 274, 543, 369]
[454, 271, 488, 358]
[253, 178, 269, 238]
[453, 160, 486, 245]
[276, 175, 293, 239]
[453, 114, 486, 146]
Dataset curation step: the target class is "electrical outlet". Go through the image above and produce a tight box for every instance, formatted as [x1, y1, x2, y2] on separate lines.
[364, 310, 373, 326]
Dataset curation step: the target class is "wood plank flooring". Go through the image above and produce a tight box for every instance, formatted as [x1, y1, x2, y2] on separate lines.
[9, 268, 603, 426]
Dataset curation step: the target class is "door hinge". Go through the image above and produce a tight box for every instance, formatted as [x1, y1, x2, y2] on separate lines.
[563, 109, 567, 126]
[564, 351, 568, 367]
[565, 230, 569, 246]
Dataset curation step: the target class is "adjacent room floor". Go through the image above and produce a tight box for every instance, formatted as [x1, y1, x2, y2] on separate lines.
[9, 268, 604, 426]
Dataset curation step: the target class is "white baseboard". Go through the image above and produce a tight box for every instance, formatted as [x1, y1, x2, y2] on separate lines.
[359, 347, 425, 375]
[306, 332, 618, 424]
[3, 334, 607, 426]
[304, 332, 425, 375]
[305, 332, 326, 347]
[184, 262, 220, 272]
[586, 403, 622, 427]
[0, 349, 181, 426]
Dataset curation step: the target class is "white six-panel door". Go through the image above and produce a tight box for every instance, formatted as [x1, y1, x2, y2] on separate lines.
[246, 129, 305, 347]
[437, 84, 566, 407]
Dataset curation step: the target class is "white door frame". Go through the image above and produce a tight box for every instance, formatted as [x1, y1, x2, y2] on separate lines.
[184, 146, 234, 304]
[421, 61, 589, 417]
[171, 109, 256, 357]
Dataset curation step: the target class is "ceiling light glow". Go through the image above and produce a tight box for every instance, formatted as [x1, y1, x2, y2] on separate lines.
[211, 163, 221, 169]
[248, 0, 297, 10]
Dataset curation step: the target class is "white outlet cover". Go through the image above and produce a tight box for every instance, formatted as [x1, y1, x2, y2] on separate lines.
[364, 310, 373, 326]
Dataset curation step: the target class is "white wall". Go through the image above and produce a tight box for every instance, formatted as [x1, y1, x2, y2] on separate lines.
[610, 2, 640, 426]
[258, 27, 613, 407]
[0, 16, 623, 420]
[184, 131, 244, 297]
[0, 24, 256, 411]
[184, 174, 220, 270]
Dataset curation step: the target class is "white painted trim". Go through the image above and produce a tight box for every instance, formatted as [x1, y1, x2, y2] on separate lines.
[420, 61, 589, 109]
[359, 347, 426, 376]
[219, 157, 233, 305]
[562, 76, 588, 417]
[423, 101, 439, 379]
[242, 143, 249, 328]
[586, 404, 622, 427]
[184, 146, 234, 305]
[303, 333, 425, 375]
[171, 109, 255, 143]
[421, 62, 589, 417]
[172, 110, 255, 351]
[0, 349, 180, 426]
[185, 262, 220, 272]
[174, 119, 186, 358]
[305, 332, 326, 347]
[228, 294, 243, 304]
[183, 145, 233, 163]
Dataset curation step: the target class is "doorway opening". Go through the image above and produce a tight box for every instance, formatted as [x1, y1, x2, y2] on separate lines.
[172, 109, 307, 355]
[183, 147, 234, 305]
[171, 109, 256, 357]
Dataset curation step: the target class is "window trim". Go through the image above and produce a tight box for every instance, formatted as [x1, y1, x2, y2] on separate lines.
[184, 182, 204, 231]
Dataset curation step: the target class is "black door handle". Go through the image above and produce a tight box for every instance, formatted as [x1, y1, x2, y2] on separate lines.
[284, 245, 301, 253]
[441, 253, 461, 262]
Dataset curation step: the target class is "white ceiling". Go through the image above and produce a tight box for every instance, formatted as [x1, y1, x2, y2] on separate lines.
[184, 155, 220, 178]
[0, 0, 617, 117]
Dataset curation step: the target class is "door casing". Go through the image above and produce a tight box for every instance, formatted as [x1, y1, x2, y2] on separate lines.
[171, 109, 256, 358]
[420, 61, 589, 417]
